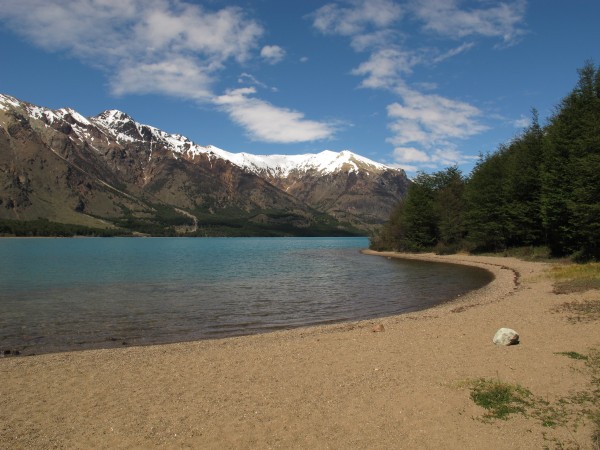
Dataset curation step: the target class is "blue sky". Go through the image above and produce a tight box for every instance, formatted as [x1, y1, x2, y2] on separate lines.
[0, 0, 598, 174]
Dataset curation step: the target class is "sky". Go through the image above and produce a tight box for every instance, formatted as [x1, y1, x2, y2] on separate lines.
[0, 0, 598, 175]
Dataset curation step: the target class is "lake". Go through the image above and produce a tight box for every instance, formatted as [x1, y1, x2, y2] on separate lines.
[0, 237, 493, 355]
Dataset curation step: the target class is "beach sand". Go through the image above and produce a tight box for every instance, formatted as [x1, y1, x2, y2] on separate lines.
[1, 252, 598, 449]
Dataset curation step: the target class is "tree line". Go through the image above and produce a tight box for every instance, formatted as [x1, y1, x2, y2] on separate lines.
[371, 62, 600, 261]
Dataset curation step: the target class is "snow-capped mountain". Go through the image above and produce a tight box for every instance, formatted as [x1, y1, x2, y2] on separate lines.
[203, 147, 391, 178]
[0, 94, 409, 235]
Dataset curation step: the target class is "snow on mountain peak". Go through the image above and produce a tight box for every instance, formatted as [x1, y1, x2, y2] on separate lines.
[199, 146, 390, 177]
[57, 108, 92, 126]
[94, 109, 133, 126]
[0, 94, 21, 110]
[1, 94, 398, 179]
[0, 94, 64, 126]
[90, 109, 394, 177]
[88, 111, 395, 177]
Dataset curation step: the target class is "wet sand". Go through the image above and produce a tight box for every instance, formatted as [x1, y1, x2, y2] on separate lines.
[1, 252, 598, 449]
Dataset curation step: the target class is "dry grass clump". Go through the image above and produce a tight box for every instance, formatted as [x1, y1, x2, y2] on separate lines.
[554, 299, 600, 323]
[549, 262, 600, 323]
[551, 262, 600, 294]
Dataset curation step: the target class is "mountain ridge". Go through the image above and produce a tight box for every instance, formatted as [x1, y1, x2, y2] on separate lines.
[0, 93, 409, 236]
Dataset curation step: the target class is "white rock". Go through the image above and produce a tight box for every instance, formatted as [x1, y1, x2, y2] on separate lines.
[493, 328, 520, 346]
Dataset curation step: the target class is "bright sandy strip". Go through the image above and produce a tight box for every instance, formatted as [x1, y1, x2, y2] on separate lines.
[1, 252, 598, 449]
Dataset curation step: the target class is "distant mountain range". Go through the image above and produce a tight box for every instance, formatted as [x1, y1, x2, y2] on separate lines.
[0, 94, 409, 236]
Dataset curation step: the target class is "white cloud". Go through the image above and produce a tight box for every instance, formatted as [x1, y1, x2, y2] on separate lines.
[0, 0, 336, 144]
[512, 115, 531, 128]
[411, 0, 527, 45]
[432, 42, 475, 64]
[387, 87, 488, 147]
[393, 147, 430, 163]
[311, 0, 403, 37]
[213, 88, 336, 143]
[392, 144, 478, 173]
[0, 0, 264, 100]
[238, 73, 270, 90]
[351, 48, 422, 89]
[310, 0, 518, 171]
[260, 45, 286, 64]
[112, 57, 214, 100]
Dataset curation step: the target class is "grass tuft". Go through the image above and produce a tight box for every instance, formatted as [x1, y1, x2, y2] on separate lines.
[469, 378, 532, 420]
[555, 351, 589, 361]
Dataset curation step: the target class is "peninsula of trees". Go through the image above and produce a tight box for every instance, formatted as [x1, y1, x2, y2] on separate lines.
[371, 62, 600, 261]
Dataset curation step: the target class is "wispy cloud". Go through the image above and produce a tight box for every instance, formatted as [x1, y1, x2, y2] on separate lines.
[351, 48, 423, 89]
[237, 73, 278, 92]
[512, 115, 531, 128]
[386, 87, 487, 172]
[0, 0, 334, 144]
[260, 45, 286, 64]
[392, 144, 479, 172]
[387, 87, 488, 147]
[311, 0, 527, 171]
[112, 57, 214, 100]
[311, 0, 403, 38]
[431, 42, 475, 64]
[213, 88, 336, 143]
[0, 0, 263, 102]
[411, 0, 527, 45]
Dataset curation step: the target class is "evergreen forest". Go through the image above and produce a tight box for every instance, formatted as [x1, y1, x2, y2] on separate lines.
[370, 62, 600, 261]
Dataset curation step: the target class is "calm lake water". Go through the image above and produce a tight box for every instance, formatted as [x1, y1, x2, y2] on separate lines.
[0, 237, 493, 355]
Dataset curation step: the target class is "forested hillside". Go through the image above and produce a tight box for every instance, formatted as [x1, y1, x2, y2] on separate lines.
[371, 62, 600, 261]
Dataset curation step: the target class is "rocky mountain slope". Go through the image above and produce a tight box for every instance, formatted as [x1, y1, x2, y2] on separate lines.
[0, 94, 409, 236]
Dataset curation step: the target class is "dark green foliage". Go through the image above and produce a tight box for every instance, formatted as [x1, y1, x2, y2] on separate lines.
[372, 62, 600, 260]
[504, 110, 545, 247]
[436, 166, 467, 247]
[0, 218, 129, 237]
[396, 172, 439, 250]
[464, 150, 510, 252]
[370, 167, 466, 252]
[542, 61, 600, 259]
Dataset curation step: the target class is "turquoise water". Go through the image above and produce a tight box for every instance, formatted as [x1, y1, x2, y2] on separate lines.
[0, 237, 493, 355]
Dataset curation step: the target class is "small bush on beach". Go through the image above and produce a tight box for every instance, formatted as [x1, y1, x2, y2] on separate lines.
[469, 378, 532, 420]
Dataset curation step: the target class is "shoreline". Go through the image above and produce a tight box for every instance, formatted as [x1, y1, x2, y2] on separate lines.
[1, 252, 599, 448]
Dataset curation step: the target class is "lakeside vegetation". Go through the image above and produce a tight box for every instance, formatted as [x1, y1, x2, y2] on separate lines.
[0, 218, 131, 237]
[371, 62, 600, 262]
[0, 215, 363, 238]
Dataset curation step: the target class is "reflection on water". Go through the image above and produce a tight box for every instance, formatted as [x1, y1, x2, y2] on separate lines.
[0, 237, 493, 355]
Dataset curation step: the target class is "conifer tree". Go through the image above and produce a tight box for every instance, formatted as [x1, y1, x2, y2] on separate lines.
[464, 150, 509, 251]
[542, 61, 600, 258]
[503, 109, 544, 247]
[372, 61, 600, 260]
[434, 166, 466, 249]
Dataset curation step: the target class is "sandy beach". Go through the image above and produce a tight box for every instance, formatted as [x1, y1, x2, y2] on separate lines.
[1, 251, 598, 449]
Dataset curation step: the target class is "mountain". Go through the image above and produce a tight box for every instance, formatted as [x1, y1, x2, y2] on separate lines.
[204, 148, 409, 228]
[0, 94, 409, 236]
